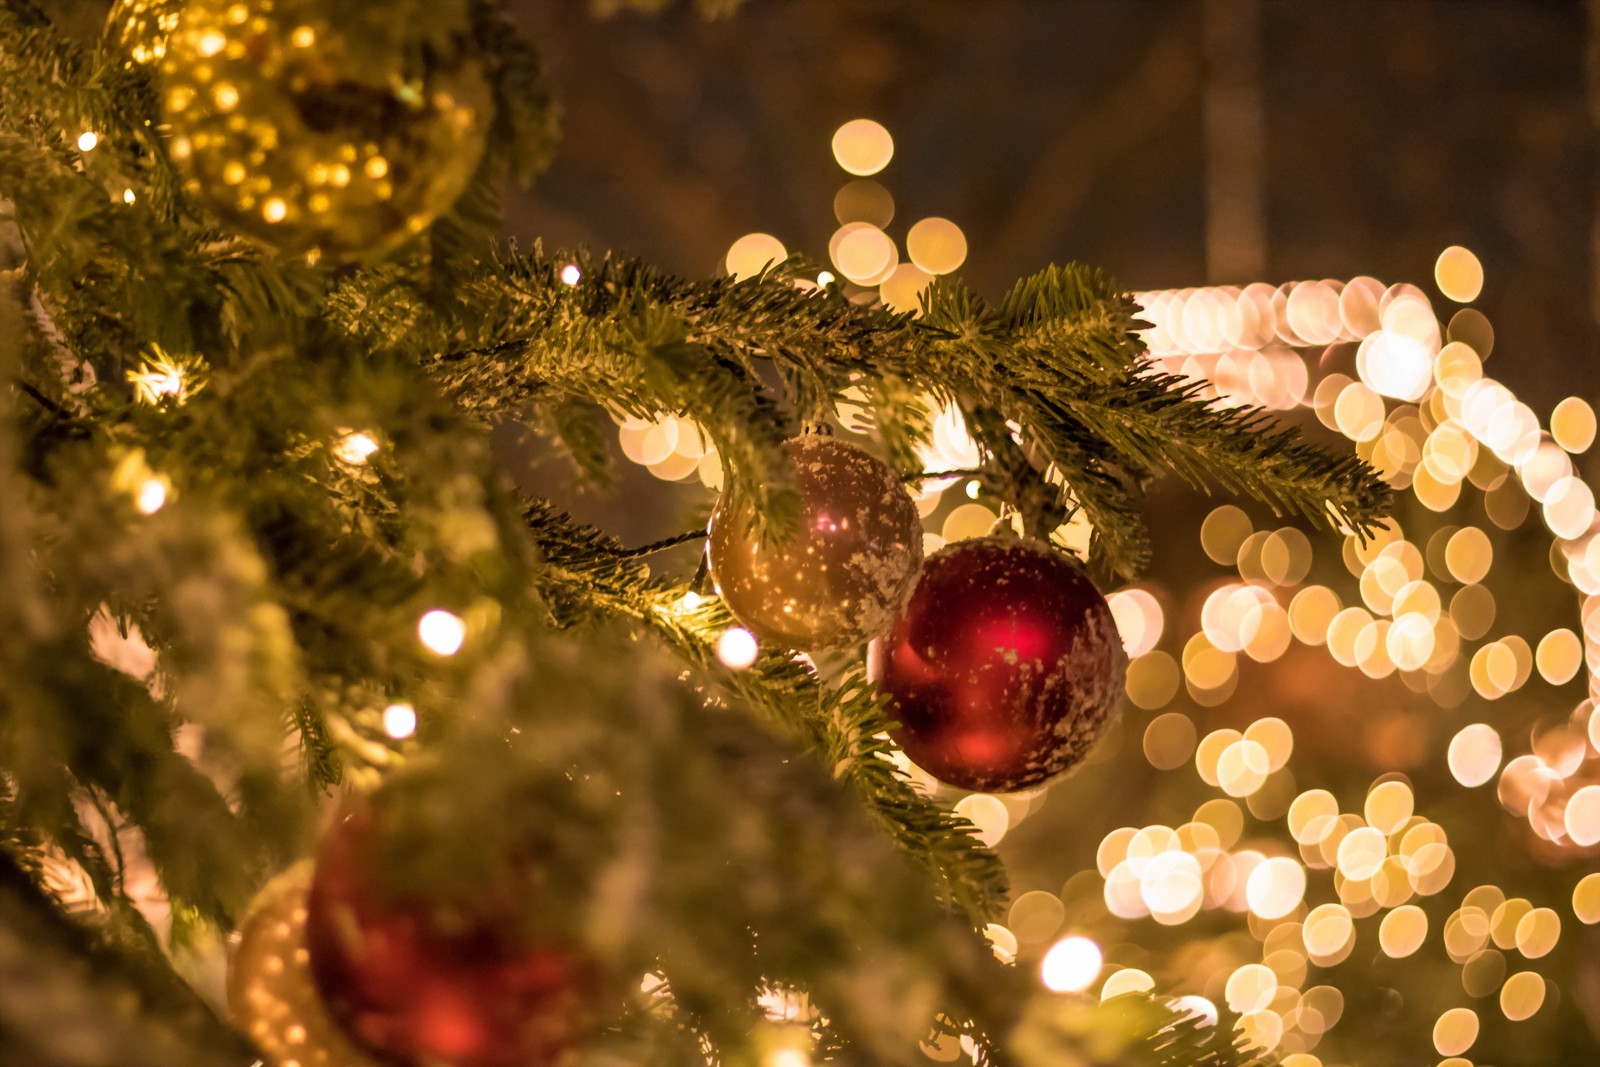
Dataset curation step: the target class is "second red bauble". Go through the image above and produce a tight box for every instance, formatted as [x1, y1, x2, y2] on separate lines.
[875, 536, 1127, 793]
[304, 806, 603, 1067]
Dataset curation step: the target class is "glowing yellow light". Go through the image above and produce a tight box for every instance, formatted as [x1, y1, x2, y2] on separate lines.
[1142, 712, 1196, 770]
[1444, 527, 1492, 583]
[1432, 1007, 1479, 1057]
[122, 188, 136, 204]
[1217, 739, 1270, 797]
[1573, 873, 1600, 923]
[1288, 789, 1338, 845]
[1288, 585, 1340, 645]
[984, 923, 1018, 964]
[262, 197, 288, 224]
[76, 130, 99, 152]
[382, 702, 416, 739]
[725, 233, 787, 281]
[906, 217, 968, 276]
[333, 430, 379, 464]
[1364, 780, 1415, 834]
[1335, 827, 1385, 880]
[1536, 628, 1582, 684]
[1245, 856, 1306, 919]
[417, 610, 466, 656]
[1447, 723, 1501, 787]
[1356, 330, 1432, 402]
[1501, 970, 1545, 1022]
[1379, 904, 1428, 958]
[1124, 650, 1179, 709]
[196, 28, 227, 56]
[1564, 785, 1600, 846]
[135, 477, 167, 514]
[213, 83, 239, 111]
[1040, 936, 1102, 992]
[1552, 397, 1596, 453]
[1008, 890, 1065, 944]
[832, 224, 895, 284]
[559, 264, 581, 286]
[1171, 996, 1218, 1026]
[1235, 1009, 1283, 1053]
[1514, 907, 1560, 958]
[954, 794, 1009, 848]
[816, 271, 835, 287]
[830, 118, 894, 176]
[716, 627, 759, 669]
[879, 263, 934, 314]
[1224, 964, 1278, 1013]
[1107, 588, 1164, 657]
[1434, 246, 1484, 303]
[1099, 968, 1154, 1001]
[767, 1049, 809, 1067]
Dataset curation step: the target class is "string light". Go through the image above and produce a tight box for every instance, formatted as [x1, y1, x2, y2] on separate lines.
[381, 702, 416, 739]
[715, 627, 758, 669]
[333, 430, 379, 464]
[417, 610, 465, 656]
[76, 130, 98, 151]
[559, 264, 581, 286]
[1039, 935, 1102, 993]
[136, 477, 168, 514]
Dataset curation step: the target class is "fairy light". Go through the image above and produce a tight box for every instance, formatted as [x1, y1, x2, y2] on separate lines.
[1039, 935, 1102, 993]
[559, 264, 581, 286]
[381, 702, 417, 739]
[716, 627, 758, 669]
[417, 610, 465, 656]
[76, 130, 98, 152]
[136, 477, 167, 514]
[333, 430, 379, 464]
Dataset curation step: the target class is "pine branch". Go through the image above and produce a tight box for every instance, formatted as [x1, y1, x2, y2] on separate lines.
[520, 500, 1011, 925]
[335, 249, 1389, 578]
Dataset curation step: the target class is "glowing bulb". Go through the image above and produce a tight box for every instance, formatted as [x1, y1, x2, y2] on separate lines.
[817, 271, 836, 287]
[675, 590, 703, 613]
[559, 264, 581, 286]
[333, 430, 379, 464]
[716, 627, 758, 669]
[76, 131, 98, 152]
[382, 702, 417, 739]
[262, 197, 287, 223]
[196, 28, 227, 56]
[1171, 996, 1219, 1027]
[122, 188, 136, 204]
[135, 477, 167, 514]
[1040, 936, 1102, 993]
[418, 610, 465, 656]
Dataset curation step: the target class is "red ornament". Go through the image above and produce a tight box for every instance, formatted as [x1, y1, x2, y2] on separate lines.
[875, 536, 1126, 793]
[304, 807, 602, 1067]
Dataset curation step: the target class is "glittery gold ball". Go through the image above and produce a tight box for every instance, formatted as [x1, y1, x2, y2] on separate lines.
[227, 862, 379, 1067]
[105, 0, 183, 69]
[709, 434, 924, 650]
[158, 0, 490, 258]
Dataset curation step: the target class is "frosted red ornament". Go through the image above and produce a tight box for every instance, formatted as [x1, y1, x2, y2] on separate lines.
[875, 536, 1126, 793]
[304, 807, 603, 1067]
[708, 433, 923, 650]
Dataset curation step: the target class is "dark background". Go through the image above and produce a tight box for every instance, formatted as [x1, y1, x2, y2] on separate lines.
[506, 0, 1598, 415]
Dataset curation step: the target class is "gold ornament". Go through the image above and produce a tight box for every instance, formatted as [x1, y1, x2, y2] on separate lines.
[157, 0, 491, 258]
[709, 433, 923, 650]
[227, 861, 379, 1067]
[105, 0, 183, 68]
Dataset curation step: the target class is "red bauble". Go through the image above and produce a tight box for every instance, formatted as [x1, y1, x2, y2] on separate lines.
[875, 536, 1126, 793]
[304, 808, 601, 1067]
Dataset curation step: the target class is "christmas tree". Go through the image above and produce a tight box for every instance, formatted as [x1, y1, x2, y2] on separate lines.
[0, 2, 1494, 1065]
